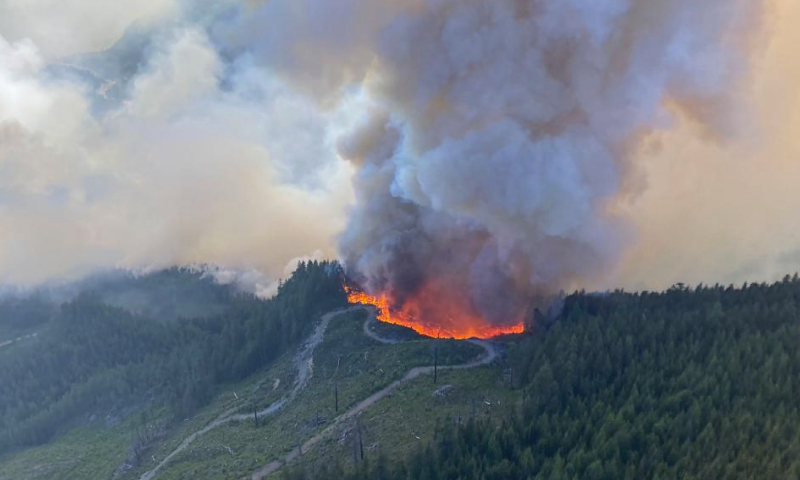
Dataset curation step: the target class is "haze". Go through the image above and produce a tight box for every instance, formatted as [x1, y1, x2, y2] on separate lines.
[0, 0, 796, 293]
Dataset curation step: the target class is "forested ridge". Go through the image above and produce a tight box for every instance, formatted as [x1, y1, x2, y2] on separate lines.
[0, 261, 347, 454]
[293, 275, 800, 480]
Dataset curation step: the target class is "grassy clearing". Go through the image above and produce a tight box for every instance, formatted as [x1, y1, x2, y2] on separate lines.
[121, 349, 300, 480]
[0, 417, 133, 480]
[366, 317, 423, 343]
[1, 309, 516, 480]
[286, 363, 519, 478]
[135, 309, 486, 480]
[0, 344, 299, 480]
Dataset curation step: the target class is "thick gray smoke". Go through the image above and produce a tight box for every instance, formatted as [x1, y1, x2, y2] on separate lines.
[224, 0, 763, 324]
[0, 0, 780, 311]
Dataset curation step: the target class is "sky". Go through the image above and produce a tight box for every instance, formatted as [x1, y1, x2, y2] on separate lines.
[615, 0, 800, 290]
[0, 0, 797, 294]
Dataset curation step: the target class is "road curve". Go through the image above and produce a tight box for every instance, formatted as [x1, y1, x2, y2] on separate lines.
[139, 307, 360, 480]
[251, 312, 497, 480]
[361, 307, 402, 345]
[0, 332, 38, 350]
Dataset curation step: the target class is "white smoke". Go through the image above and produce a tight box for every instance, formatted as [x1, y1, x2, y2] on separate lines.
[230, 0, 762, 323]
[0, 0, 177, 58]
[0, 0, 787, 308]
[0, 18, 352, 288]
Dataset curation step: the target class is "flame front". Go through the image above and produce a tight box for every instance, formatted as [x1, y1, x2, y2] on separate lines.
[345, 285, 525, 340]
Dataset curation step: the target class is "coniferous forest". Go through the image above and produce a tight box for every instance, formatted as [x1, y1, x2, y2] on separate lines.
[0, 261, 347, 455]
[5, 266, 800, 480]
[290, 275, 800, 480]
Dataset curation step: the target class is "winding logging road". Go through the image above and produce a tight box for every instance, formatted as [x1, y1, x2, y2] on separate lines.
[139, 307, 359, 480]
[250, 312, 497, 479]
[0, 332, 38, 350]
[138, 306, 497, 480]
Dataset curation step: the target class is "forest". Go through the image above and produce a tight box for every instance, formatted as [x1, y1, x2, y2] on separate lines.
[288, 275, 800, 480]
[0, 261, 347, 455]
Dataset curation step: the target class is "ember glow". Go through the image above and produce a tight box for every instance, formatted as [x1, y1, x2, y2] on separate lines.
[345, 285, 525, 340]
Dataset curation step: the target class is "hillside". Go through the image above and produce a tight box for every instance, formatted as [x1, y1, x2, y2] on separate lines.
[0, 262, 348, 477]
[0, 262, 494, 480]
[3, 273, 800, 480]
[294, 277, 800, 480]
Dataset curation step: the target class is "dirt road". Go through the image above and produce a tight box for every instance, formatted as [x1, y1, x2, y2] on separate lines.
[361, 308, 401, 345]
[0, 332, 38, 350]
[139, 307, 359, 480]
[251, 313, 497, 480]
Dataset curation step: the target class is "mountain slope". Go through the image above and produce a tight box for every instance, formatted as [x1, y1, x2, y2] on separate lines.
[295, 277, 800, 480]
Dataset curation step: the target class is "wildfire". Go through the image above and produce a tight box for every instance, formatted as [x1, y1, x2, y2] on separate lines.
[345, 284, 525, 340]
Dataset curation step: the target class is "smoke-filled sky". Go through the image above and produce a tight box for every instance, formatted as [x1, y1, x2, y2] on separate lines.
[0, 0, 797, 298]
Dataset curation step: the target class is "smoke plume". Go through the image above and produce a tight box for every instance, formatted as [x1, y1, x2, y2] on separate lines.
[0, 6, 352, 289]
[229, 0, 764, 326]
[0, 0, 793, 318]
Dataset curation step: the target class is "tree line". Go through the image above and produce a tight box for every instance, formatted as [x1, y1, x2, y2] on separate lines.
[288, 275, 800, 480]
[0, 261, 347, 454]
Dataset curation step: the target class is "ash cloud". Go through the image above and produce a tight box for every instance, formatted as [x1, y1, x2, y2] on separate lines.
[0, 0, 791, 310]
[218, 0, 768, 323]
[0, 5, 352, 288]
[319, 0, 764, 324]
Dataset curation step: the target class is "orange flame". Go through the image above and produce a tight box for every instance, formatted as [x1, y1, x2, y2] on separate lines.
[345, 284, 525, 340]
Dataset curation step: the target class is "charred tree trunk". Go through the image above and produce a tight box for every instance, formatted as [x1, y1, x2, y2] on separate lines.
[356, 417, 364, 461]
[352, 429, 359, 465]
[334, 355, 341, 413]
[434, 343, 439, 384]
[252, 398, 259, 427]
